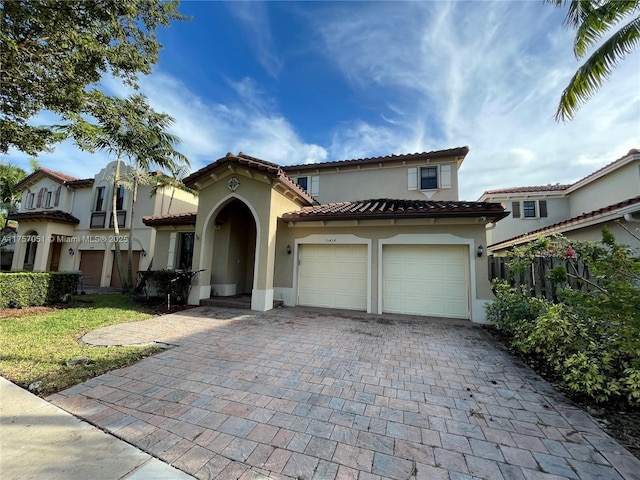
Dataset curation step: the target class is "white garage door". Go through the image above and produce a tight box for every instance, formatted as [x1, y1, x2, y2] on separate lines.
[298, 244, 367, 311]
[383, 245, 469, 319]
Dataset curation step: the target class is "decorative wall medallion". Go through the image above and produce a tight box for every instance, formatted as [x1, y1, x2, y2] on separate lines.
[228, 177, 240, 192]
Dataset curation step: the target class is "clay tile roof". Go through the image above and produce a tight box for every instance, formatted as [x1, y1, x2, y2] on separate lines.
[282, 146, 470, 171]
[142, 212, 197, 226]
[482, 184, 571, 195]
[8, 210, 80, 225]
[65, 178, 94, 188]
[489, 195, 640, 248]
[16, 167, 80, 189]
[282, 198, 507, 222]
[183, 153, 316, 205]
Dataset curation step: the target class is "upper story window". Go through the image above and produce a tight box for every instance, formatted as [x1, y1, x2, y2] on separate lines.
[294, 176, 319, 197]
[512, 200, 547, 219]
[115, 186, 125, 210]
[296, 177, 308, 190]
[95, 186, 106, 211]
[523, 201, 536, 218]
[44, 191, 52, 208]
[408, 164, 452, 192]
[27, 192, 35, 209]
[420, 167, 438, 190]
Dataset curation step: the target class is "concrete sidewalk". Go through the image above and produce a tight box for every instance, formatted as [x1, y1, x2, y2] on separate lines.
[0, 376, 194, 480]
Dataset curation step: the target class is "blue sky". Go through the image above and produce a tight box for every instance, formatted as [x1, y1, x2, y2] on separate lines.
[9, 1, 640, 200]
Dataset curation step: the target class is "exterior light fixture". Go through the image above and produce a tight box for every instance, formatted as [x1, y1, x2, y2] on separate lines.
[286, 244, 292, 255]
[68, 248, 75, 256]
[141, 249, 147, 257]
[477, 245, 484, 257]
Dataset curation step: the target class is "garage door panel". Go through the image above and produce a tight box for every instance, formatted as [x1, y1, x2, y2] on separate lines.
[298, 245, 367, 311]
[383, 245, 469, 319]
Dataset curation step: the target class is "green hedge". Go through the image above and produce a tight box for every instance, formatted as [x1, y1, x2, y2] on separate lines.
[0, 272, 80, 308]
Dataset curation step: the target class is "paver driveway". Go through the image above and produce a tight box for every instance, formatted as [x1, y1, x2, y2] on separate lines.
[48, 307, 640, 480]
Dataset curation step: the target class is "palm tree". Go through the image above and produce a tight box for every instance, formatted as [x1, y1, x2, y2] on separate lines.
[549, 0, 640, 121]
[125, 118, 189, 288]
[68, 92, 189, 291]
[149, 164, 197, 215]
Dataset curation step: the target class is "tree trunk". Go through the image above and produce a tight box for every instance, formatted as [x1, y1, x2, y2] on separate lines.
[112, 157, 127, 292]
[127, 172, 139, 289]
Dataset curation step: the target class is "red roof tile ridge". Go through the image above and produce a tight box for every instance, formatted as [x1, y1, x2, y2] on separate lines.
[283, 146, 469, 170]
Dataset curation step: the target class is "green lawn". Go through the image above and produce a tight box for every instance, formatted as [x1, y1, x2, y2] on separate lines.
[0, 294, 162, 396]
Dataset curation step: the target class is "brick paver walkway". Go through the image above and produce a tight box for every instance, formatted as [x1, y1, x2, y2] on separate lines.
[49, 307, 640, 480]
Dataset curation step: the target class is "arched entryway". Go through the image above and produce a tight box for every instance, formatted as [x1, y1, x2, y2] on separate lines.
[210, 199, 257, 297]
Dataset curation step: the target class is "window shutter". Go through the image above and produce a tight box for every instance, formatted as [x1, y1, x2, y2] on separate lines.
[539, 200, 548, 218]
[408, 168, 417, 190]
[512, 201, 521, 218]
[310, 176, 319, 197]
[36, 188, 44, 207]
[440, 165, 452, 189]
[54, 186, 61, 206]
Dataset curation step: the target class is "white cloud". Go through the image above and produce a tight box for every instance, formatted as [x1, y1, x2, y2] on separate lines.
[307, 1, 640, 200]
[225, 2, 283, 79]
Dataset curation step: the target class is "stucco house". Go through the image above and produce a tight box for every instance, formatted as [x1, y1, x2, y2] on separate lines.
[8, 162, 198, 287]
[478, 149, 640, 255]
[143, 147, 508, 323]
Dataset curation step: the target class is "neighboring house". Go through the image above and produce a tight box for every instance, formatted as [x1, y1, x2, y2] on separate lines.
[478, 149, 640, 255]
[8, 163, 197, 287]
[143, 147, 508, 323]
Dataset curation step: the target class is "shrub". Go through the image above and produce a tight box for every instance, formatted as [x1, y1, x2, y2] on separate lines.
[0, 272, 80, 308]
[136, 269, 201, 305]
[487, 230, 640, 405]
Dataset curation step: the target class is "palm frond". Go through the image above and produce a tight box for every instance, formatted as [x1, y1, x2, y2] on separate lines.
[556, 14, 640, 121]
[574, 1, 639, 57]
[547, 0, 599, 29]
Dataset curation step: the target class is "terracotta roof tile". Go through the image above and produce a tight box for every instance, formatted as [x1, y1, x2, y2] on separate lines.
[489, 196, 640, 248]
[283, 146, 469, 172]
[66, 178, 94, 188]
[480, 148, 639, 198]
[8, 210, 80, 225]
[283, 198, 507, 222]
[142, 212, 197, 226]
[183, 153, 316, 205]
[482, 184, 571, 195]
[16, 168, 79, 189]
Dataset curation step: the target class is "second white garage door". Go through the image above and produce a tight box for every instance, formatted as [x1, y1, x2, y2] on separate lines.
[298, 244, 367, 311]
[383, 245, 469, 319]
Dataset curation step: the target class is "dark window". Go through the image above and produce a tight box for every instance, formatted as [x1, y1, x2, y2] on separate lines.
[115, 186, 125, 210]
[523, 200, 536, 218]
[45, 191, 52, 208]
[95, 187, 105, 211]
[420, 167, 438, 190]
[296, 177, 308, 190]
[109, 210, 126, 228]
[90, 212, 106, 228]
[177, 232, 194, 270]
[27, 193, 34, 209]
[539, 200, 548, 218]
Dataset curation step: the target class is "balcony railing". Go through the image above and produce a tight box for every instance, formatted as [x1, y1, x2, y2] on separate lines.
[109, 210, 127, 228]
[90, 212, 106, 228]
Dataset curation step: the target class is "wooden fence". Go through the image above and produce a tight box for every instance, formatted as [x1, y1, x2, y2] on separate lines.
[489, 256, 593, 301]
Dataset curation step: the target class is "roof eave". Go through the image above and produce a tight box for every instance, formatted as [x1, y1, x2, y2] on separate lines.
[282, 210, 508, 223]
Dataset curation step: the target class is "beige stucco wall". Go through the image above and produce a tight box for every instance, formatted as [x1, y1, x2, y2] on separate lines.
[569, 161, 640, 218]
[286, 161, 460, 204]
[486, 196, 570, 246]
[11, 161, 197, 287]
[189, 171, 305, 309]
